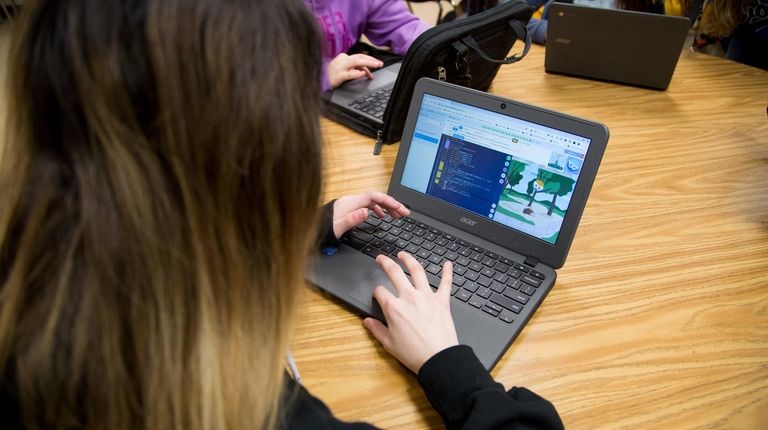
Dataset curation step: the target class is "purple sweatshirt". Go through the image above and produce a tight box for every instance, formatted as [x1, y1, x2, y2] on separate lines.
[304, 0, 431, 89]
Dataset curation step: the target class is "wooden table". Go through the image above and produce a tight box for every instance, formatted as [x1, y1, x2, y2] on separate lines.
[292, 45, 768, 429]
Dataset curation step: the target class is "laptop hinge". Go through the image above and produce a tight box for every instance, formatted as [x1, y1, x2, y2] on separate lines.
[524, 255, 540, 268]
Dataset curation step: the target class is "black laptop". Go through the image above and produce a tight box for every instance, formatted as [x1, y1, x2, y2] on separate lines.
[545, 3, 691, 90]
[322, 0, 534, 148]
[308, 78, 609, 370]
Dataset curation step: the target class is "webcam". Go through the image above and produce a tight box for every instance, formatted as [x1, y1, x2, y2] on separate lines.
[500, 103, 507, 109]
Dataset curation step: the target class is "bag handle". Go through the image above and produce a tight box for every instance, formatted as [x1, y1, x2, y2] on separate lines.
[460, 19, 531, 65]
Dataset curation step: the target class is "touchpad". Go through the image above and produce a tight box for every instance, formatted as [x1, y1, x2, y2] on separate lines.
[349, 268, 396, 320]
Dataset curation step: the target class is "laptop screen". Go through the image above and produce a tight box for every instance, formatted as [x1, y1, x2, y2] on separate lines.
[400, 94, 592, 245]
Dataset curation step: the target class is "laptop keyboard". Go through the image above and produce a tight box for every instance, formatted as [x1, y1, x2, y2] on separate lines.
[340, 212, 547, 324]
[348, 87, 392, 119]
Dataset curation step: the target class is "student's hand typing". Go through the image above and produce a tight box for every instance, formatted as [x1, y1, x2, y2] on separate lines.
[332, 191, 409, 239]
[328, 53, 384, 88]
[364, 252, 459, 374]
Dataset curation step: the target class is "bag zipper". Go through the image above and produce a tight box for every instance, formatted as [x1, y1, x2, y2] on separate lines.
[373, 129, 383, 155]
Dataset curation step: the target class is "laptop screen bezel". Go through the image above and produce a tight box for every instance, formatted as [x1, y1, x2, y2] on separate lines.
[387, 78, 608, 269]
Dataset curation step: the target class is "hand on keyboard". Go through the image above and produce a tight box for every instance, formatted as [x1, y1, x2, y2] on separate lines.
[363, 251, 458, 374]
[331, 191, 410, 239]
[328, 53, 384, 88]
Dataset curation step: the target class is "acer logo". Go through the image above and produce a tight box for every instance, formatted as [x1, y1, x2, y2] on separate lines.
[555, 38, 571, 44]
[459, 217, 477, 226]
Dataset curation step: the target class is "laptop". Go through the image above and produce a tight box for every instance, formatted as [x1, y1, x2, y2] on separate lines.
[322, 0, 534, 148]
[545, 3, 691, 90]
[308, 78, 608, 370]
[326, 61, 401, 126]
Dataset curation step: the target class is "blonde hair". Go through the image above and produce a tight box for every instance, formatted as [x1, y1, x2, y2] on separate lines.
[0, 0, 322, 429]
[699, 0, 752, 38]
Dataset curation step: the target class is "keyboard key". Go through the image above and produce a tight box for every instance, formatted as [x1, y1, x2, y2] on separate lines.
[508, 269, 523, 279]
[493, 273, 509, 284]
[484, 250, 499, 259]
[432, 246, 446, 256]
[350, 229, 374, 243]
[476, 287, 492, 299]
[498, 310, 516, 323]
[490, 281, 506, 294]
[456, 290, 471, 302]
[520, 284, 536, 296]
[362, 246, 386, 258]
[482, 305, 500, 317]
[494, 261, 510, 273]
[506, 279, 521, 290]
[453, 265, 467, 275]
[426, 263, 442, 275]
[480, 267, 495, 278]
[510, 292, 529, 305]
[490, 293, 523, 314]
[513, 263, 529, 273]
[395, 239, 409, 249]
[469, 251, 484, 262]
[384, 234, 397, 244]
[452, 276, 466, 287]
[456, 256, 471, 266]
[521, 275, 541, 287]
[530, 269, 546, 280]
[469, 262, 483, 272]
[428, 254, 443, 265]
[468, 296, 484, 309]
[463, 281, 479, 293]
[477, 276, 492, 287]
[485, 301, 503, 313]
[464, 271, 479, 281]
[444, 251, 459, 261]
[416, 249, 431, 259]
[405, 243, 420, 254]
[481, 257, 495, 267]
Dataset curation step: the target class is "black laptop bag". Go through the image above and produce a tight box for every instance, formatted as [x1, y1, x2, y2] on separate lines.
[322, 0, 533, 152]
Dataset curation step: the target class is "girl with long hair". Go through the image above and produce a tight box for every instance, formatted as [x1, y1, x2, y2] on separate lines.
[0, 0, 562, 428]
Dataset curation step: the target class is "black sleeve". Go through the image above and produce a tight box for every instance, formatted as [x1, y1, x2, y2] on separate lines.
[317, 200, 341, 249]
[418, 345, 564, 430]
[281, 376, 378, 430]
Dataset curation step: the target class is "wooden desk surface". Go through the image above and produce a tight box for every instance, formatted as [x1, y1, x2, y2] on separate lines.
[292, 45, 768, 429]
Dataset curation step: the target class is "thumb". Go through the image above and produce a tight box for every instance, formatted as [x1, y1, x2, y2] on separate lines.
[333, 208, 369, 238]
[363, 317, 391, 349]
